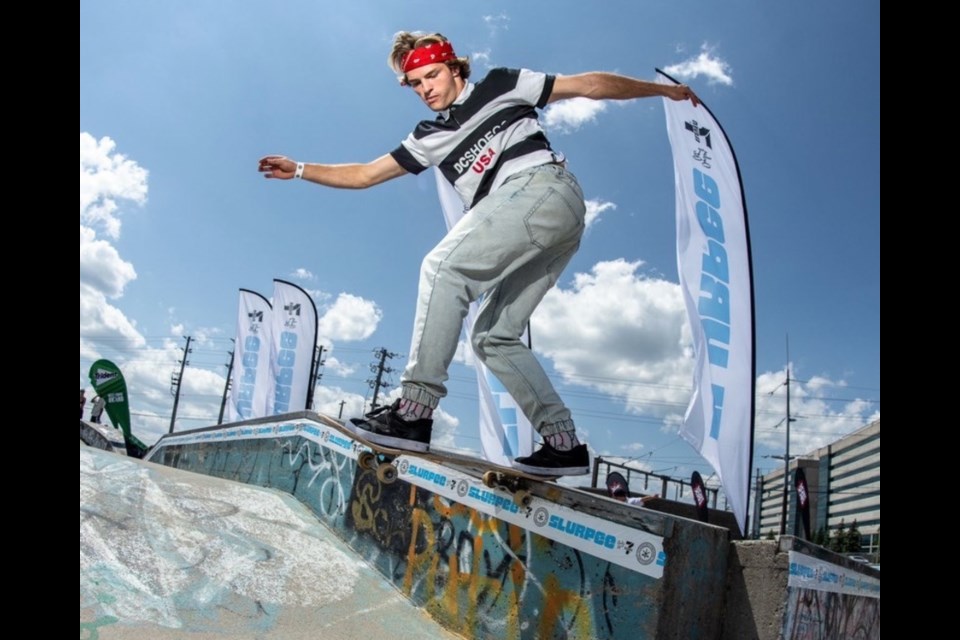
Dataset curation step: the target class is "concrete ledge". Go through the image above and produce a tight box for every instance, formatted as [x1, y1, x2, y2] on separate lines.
[147, 412, 732, 640]
[80, 419, 126, 454]
[721, 538, 880, 639]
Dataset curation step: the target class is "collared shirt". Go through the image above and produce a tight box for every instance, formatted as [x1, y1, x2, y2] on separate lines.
[390, 68, 558, 209]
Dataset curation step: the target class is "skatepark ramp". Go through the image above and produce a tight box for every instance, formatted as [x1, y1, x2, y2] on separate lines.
[143, 412, 730, 639]
[80, 444, 461, 639]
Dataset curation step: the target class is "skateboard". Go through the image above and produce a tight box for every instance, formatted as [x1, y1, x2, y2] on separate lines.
[314, 412, 556, 507]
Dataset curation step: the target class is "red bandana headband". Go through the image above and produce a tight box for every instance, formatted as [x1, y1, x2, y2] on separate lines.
[402, 41, 457, 73]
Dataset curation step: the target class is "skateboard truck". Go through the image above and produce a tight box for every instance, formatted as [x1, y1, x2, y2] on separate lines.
[357, 450, 399, 484]
[482, 471, 534, 507]
[358, 450, 536, 507]
[341, 414, 555, 507]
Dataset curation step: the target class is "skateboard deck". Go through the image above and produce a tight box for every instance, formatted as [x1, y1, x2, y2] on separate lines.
[314, 412, 556, 506]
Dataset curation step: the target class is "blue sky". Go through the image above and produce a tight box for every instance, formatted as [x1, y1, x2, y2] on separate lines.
[80, 1, 880, 501]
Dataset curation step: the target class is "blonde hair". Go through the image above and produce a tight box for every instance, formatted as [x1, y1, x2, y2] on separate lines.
[388, 31, 471, 85]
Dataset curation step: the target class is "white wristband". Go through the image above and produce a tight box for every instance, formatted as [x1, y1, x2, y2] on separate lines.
[294, 162, 305, 179]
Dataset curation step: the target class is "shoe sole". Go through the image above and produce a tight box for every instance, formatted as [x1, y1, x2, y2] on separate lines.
[354, 427, 430, 453]
[511, 461, 589, 476]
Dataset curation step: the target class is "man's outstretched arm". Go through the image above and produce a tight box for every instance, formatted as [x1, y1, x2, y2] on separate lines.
[257, 153, 408, 189]
[548, 72, 700, 107]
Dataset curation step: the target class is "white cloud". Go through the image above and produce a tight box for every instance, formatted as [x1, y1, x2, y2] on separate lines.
[317, 293, 383, 342]
[80, 282, 146, 354]
[471, 49, 492, 70]
[317, 355, 356, 378]
[584, 199, 617, 229]
[303, 385, 369, 423]
[663, 45, 734, 86]
[117, 343, 229, 443]
[80, 226, 137, 299]
[291, 268, 315, 281]
[190, 326, 222, 347]
[426, 407, 461, 450]
[80, 133, 149, 362]
[79, 133, 187, 443]
[80, 133, 148, 239]
[805, 375, 839, 393]
[301, 288, 331, 304]
[81, 335, 211, 444]
[754, 367, 879, 455]
[78, 133, 396, 443]
[482, 13, 510, 36]
[543, 98, 608, 133]
[599, 455, 652, 474]
[532, 259, 692, 418]
[170, 366, 229, 427]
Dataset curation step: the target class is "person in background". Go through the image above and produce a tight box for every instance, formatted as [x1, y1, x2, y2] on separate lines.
[90, 395, 106, 424]
[611, 485, 646, 506]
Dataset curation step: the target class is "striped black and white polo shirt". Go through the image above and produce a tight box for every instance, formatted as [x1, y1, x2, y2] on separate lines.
[390, 67, 560, 210]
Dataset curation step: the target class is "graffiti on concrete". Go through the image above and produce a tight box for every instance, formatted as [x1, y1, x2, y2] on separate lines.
[344, 463, 653, 639]
[784, 587, 880, 640]
[280, 438, 353, 519]
[147, 426, 676, 639]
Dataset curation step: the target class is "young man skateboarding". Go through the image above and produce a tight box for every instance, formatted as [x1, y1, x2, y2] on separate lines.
[258, 32, 699, 476]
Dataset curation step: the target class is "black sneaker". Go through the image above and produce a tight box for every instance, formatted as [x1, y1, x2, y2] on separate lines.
[513, 442, 589, 476]
[348, 400, 432, 452]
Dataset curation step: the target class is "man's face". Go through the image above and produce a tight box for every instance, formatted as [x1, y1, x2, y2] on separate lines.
[405, 63, 464, 112]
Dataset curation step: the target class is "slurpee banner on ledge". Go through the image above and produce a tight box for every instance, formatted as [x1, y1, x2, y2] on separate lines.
[267, 279, 318, 415]
[434, 169, 534, 465]
[226, 289, 272, 422]
[658, 70, 756, 536]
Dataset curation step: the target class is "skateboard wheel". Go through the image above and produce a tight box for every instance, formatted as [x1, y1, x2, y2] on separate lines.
[513, 490, 532, 508]
[377, 462, 398, 484]
[482, 470, 499, 489]
[358, 451, 377, 471]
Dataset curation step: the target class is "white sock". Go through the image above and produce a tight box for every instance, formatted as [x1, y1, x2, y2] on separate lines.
[544, 430, 580, 452]
[398, 398, 433, 421]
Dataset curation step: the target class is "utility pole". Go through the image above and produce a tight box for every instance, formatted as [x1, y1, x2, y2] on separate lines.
[752, 467, 763, 539]
[338, 399, 346, 420]
[367, 347, 398, 410]
[780, 337, 797, 535]
[169, 335, 193, 434]
[307, 345, 325, 410]
[217, 341, 235, 425]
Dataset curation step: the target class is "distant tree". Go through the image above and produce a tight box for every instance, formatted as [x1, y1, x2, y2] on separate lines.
[765, 529, 776, 540]
[831, 520, 847, 552]
[813, 525, 829, 547]
[845, 520, 862, 553]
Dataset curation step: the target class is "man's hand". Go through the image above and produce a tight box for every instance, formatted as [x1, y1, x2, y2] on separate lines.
[258, 155, 297, 179]
[257, 153, 406, 188]
[664, 84, 700, 108]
